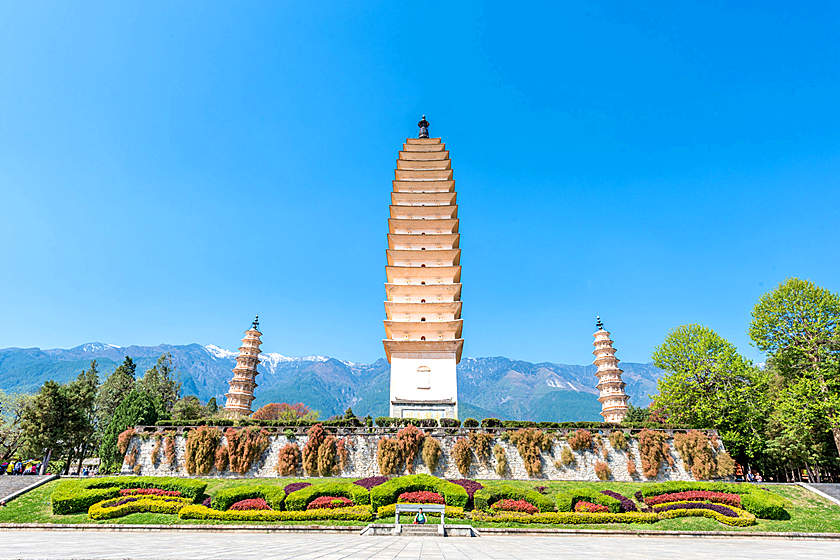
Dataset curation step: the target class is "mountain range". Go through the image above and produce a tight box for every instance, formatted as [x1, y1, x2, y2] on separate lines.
[0, 343, 662, 421]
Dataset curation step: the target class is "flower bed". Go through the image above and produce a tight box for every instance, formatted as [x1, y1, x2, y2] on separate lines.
[119, 488, 182, 497]
[555, 489, 622, 513]
[178, 504, 374, 522]
[369, 474, 468, 510]
[398, 491, 444, 504]
[229, 498, 271, 511]
[574, 501, 609, 513]
[636, 481, 788, 519]
[472, 511, 659, 525]
[491, 499, 538, 514]
[655, 502, 756, 526]
[88, 496, 193, 520]
[283, 482, 311, 495]
[212, 484, 285, 511]
[307, 496, 354, 510]
[376, 503, 467, 519]
[600, 490, 636, 512]
[285, 481, 370, 510]
[354, 476, 389, 490]
[448, 479, 484, 499]
[644, 491, 740, 507]
[473, 485, 554, 513]
[52, 477, 206, 515]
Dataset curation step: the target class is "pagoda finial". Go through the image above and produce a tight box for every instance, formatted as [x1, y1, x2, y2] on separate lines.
[418, 115, 430, 138]
[596, 315, 604, 330]
[252, 314, 260, 331]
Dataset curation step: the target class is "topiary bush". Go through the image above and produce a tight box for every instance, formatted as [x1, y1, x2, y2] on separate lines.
[462, 418, 479, 428]
[555, 488, 622, 513]
[480, 418, 502, 428]
[369, 474, 468, 510]
[473, 484, 554, 513]
[51, 477, 207, 515]
[285, 481, 370, 510]
[212, 484, 285, 511]
[439, 418, 460, 428]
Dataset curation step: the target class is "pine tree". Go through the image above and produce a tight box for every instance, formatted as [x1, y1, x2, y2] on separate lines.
[62, 361, 100, 473]
[95, 356, 136, 430]
[19, 381, 71, 467]
[206, 397, 218, 415]
[98, 389, 158, 472]
[137, 353, 181, 414]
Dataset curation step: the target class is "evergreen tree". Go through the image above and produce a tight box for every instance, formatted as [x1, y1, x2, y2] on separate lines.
[19, 381, 72, 466]
[98, 389, 158, 472]
[171, 396, 207, 422]
[62, 361, 99, 473]
[0, 390, 33, 462]
[95, 356, 136, 430]
[206, 397, 218, 415]
[137, 353, 181, 414]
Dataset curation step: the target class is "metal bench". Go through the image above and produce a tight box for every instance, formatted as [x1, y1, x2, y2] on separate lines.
[394, 503, 446, 535]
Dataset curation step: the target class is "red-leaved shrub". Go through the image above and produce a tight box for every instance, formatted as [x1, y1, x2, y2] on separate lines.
[397, 491, 444, 504]
[574, 501, 609, 513]
[119, 488, 181, 497]
[644, 491, 741, 507]
[229, 498, 271, 511]
[306, 495, 354, 510]
[491, 499, 538, 514]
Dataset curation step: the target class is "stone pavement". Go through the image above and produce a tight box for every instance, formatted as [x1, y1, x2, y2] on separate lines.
[1, 531, 839, 560]
[0, 476, 52, 504]
[811, 483, 840, 502]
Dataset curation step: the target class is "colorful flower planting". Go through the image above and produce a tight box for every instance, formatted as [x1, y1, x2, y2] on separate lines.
[45, 475, 794, 528]
[307, 495, 354, 509]
[229, 498, 271, 511]
[397, 491, 444, 504]
[575, 501, 610, 513]
[491, 499, 538, 514]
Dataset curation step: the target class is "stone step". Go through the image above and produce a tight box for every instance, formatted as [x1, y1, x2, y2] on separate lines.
[399, 524, 442, 536]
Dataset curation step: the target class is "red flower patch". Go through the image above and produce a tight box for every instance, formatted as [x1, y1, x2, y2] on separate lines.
[397, 491, 445, 504]
[644, 491, 740, 507]
[229, 498, 271, 511]
[574, 501, 609, 513]
[307, 496, 354, 510]
[119, 488, 182, 497]
[490, 499, 538, 514]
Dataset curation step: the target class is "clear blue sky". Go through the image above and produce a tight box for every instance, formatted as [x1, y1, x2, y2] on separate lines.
[1, 2, 838, 365]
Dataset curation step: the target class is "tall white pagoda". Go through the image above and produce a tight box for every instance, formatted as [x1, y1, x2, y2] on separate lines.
[224, 316, 263, 417]
[592, 316, 629, 423]
[383, 116, 462, 419]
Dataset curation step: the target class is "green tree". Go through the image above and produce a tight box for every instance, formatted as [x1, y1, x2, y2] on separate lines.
[651, 324, 771, 463]
[59, 362, 100, 473]
[95, 356, 136, 429]
[623, 404, 651, 423]
[171, 395, 207, 422]
[19, 381, 72, 467]
[137, 353, 181, 414]
[206, 397, 219, 415]
[749, 278, 840, 458]
[98, 389, 158, 472]
[0, 390, 33, 462]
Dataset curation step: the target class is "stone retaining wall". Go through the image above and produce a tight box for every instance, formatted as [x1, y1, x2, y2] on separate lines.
[121, 426, 725, 482]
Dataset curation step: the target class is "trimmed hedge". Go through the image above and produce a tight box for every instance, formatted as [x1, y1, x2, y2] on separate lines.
[473, 485, 555, 513]
[376, 503, 467, 519]
[555, 488, 622, 513]
[179, 504, 374, 522]
[51, 476, 207, 515]
[472, 511, 659, 524]
[657, 503, 757, 527]
[370, 474, 469, 510]
[637, 481, 788, 520]
[212, 484, 286, 511]
[285, 481, 370, 510]
[88, 497, 192, 520]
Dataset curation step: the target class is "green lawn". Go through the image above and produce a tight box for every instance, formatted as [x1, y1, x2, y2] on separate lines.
[1, 478, 839, 533]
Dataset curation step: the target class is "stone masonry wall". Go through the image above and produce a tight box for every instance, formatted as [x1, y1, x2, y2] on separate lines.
[122, 427, 724, 482]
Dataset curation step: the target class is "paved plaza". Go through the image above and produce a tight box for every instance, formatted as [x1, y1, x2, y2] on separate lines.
[0, 530, 839, 560]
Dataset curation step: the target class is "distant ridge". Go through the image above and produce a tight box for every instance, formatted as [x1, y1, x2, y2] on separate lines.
[0, 343, 661, 421]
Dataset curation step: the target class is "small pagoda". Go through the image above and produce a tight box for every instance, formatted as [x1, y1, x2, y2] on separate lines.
[224, 316, 263, 417]
[592, 316, 630, 423]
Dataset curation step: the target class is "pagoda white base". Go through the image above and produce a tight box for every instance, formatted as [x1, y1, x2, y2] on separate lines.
[389, 355, 458, 420]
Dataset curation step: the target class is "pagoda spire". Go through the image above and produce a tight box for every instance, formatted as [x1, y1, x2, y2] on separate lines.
[592, 317, 630, 423]
[223, 317, 263, 417]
